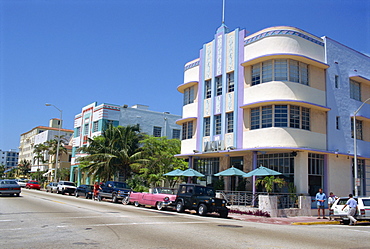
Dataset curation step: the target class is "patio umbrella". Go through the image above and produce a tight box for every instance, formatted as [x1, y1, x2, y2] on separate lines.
[214, 166, 247, 176]
[163, 169, 184, 176]
[180, 168, 205, 177]
[243, 166, 282, 177]
[243, 166, 282, 206]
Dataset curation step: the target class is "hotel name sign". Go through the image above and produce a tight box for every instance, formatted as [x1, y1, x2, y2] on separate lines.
[204, 140, 225, 152]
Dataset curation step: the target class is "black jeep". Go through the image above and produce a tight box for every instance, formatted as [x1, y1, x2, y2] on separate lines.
[175, 184, 229, 218]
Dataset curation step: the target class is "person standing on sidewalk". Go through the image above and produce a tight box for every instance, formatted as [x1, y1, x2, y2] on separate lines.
[328, 192, 338, 220]
[316, 188, 327, 219]
[342, 194, 358, 226]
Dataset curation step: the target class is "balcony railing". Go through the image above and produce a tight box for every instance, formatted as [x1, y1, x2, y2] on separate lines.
[216, 190, 302, 209]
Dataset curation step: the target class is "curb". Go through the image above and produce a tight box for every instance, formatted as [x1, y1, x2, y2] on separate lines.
[292, 221, 340, 225]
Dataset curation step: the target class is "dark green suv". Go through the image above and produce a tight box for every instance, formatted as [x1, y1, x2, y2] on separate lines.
[175, 184, 229, 218]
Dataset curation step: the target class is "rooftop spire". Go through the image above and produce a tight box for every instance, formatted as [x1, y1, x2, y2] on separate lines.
[222, 0, 225, 24]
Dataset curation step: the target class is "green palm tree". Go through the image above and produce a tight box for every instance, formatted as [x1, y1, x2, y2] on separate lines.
[17, 159, 31, 178]
[77, 125, 144, 182]
[33, 144, 48, 169]
[256, 176, 286, 194]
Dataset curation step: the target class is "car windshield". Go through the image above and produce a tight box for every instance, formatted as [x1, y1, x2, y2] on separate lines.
[30, 181, 39, 184]
[63, 182, 76, 186]
[113, 182, 129, 189]
[194, 186, 215, 196]
[157, 188, 176, 194]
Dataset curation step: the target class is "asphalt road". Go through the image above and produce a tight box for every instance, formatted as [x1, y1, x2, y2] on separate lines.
[1, 189, 370, 249]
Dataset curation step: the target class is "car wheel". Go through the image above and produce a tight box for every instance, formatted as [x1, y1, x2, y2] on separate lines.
[16, 193, 20, 197]
[61, 190, 65, 195]
[46, 189, 49, 192]
[75, 192, 79, 198]
[156, 202, 164, 211]
[342, 219, 350, 225]
[198, 204, 208, 216]
[219, 210, 228, 218]
[176, 201, 185, 213]
[112, 194, 118, 203]
[122, 196, 129, 205]
[134, 201, 141, 207]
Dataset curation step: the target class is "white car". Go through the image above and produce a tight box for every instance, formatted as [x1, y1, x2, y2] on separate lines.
[330, 196, 370, 224]
[15, 179, 27, 188]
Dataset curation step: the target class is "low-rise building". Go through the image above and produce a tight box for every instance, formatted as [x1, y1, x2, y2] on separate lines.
[71, 102, 182, 185]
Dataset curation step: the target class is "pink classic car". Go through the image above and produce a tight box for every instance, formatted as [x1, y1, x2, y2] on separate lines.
[128, 187, 177, 210]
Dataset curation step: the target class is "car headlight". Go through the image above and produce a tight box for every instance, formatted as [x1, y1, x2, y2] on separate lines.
[211, 199, 215, 203]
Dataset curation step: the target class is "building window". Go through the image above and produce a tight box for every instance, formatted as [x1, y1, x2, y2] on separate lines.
[205, 80, 212, 99]
[251, 105, 310, 130]
[351, 118, 363, 140]
[227, 72, 234, 92]
[84, 124, 89, 135]
[153, 126, 162, 137]
[350, 80, 361, 101]
[172, 129, 180, 139]
[257, 153, 294, 192]
[261, 105, 273, 128]
[308, 153, 324, 196]
[93, 121, 99, 133]
[274, 59, 288, 81]
[226, 112, 234, 133]
[252, 59, 309, 86]
[182, 121, 193, 140]
[289, 105, 300, 128]
[335, 75, 339, 88]
[214, 115, 222, 135]
[75, 127, 81, 137]
[204, 117, 210, 136]
[353, 159, 365, 196]
[194, 157, 220, 185]
[251, 108, 260, 129]
[336, 116, 340, 130]
[183, 86, 195, 105]
[274, 105, 288, 127]
[215, 76, 222, 96]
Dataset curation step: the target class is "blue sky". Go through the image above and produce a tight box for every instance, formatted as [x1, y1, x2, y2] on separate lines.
[1, 0, 369, 150]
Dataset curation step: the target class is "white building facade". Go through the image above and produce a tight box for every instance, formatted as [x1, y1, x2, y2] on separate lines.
[0, 149, 19, 169]
[176, 24, 370, 196]
[71, 102, 182, 185]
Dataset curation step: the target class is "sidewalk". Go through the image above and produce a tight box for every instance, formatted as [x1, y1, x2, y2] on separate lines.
[228, 213, 340, 225]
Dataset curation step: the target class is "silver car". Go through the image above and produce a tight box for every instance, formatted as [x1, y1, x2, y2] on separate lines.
[46, 182, 58, 193]
[0, 180, 21, 196]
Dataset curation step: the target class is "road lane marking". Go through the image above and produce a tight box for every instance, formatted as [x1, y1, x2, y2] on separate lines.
[0, 221, 209, 231]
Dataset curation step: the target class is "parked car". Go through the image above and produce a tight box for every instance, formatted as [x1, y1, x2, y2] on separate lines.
[175, 184, 229, 218]
[99, 181, 131, 203]
[15, 179, 27, 188]
[128, 187, 177, 210]
[26, 180, 41, 190]
[75, 184, 93, 199]
[46, 182, 58, 193]
[0, 179, 21, 196]
[57, 181, 76, 195]
[329, 196, 370, 224]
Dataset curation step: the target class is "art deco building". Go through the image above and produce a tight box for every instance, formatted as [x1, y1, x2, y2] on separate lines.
[176, 24, 370, 196]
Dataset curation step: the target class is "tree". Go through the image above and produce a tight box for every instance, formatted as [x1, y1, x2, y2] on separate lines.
[33, 144, 48, 169]
[131, 135, 187, 188]
[256, 176, 285, 194]
[17, 159, 31, 178]
[0, 164, 5, 178]
[46, 136, 68, 165]
[77, 125, 144, 182]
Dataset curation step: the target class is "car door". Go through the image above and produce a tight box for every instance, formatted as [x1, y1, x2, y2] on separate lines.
[333, 198, 350, 216]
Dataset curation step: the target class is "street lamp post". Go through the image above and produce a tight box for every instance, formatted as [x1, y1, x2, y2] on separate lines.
[353, 97, 370, 196]
[45, 103, 62, 183]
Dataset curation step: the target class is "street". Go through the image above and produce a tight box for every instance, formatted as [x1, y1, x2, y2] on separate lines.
[1, 189, 370, 249]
